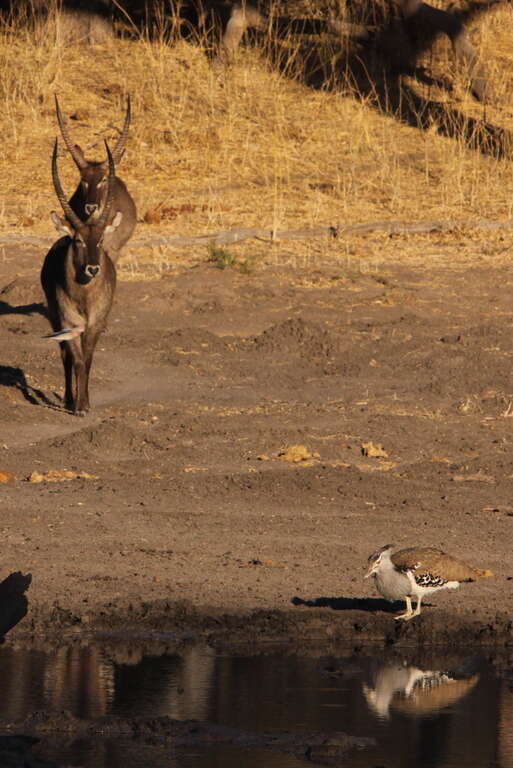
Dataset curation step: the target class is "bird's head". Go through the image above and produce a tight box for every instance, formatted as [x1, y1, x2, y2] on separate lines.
[364, 544, 394, 578]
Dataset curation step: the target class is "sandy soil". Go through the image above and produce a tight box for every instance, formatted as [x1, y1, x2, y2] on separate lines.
[1, 234, 512, 647]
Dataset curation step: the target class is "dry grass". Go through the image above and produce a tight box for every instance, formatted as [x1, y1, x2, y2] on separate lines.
[0, 0, 513, 274]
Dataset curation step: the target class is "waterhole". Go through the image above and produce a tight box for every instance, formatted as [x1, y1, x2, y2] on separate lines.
[0, 643, 511, 767]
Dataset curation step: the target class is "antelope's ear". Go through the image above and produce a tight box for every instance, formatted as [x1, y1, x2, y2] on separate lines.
[104, 211, 123, 235]
[73, 144, 87, 165]
[50, 211, 73, 236]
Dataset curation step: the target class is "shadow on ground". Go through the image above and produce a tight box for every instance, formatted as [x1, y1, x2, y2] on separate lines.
[264, 0, 512, 160]
[2, 0, 509, 158]
[0, 365, 57, 409]
[292, 595, 405, 613]
[0, 300, 46, 318]
[0, 572, 32, 641]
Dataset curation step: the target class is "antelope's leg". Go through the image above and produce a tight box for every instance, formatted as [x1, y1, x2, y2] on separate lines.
[67, 335, 87, 415]
[82, 328, 103, 413]
[60, 340, 74, 411]
[221, 7, 246, 59]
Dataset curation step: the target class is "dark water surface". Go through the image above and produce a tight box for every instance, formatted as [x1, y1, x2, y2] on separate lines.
[1, 642, 512, 767]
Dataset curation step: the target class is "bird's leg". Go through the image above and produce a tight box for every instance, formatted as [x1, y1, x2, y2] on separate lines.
[395, 595, 414, 620]
[411, 595, 423, 617]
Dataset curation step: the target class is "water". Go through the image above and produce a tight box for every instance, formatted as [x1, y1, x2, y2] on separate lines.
[1, 642, 512, 767]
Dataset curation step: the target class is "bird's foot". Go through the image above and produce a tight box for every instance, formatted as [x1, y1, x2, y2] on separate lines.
[394, 611, 415, 621]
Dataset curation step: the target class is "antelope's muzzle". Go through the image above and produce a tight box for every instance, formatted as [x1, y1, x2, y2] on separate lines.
[85, 203, 99, 217]
[84, 264, 100, 280]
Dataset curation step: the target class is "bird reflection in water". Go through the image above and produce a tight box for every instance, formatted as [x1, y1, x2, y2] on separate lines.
[363, 663, 479, 719]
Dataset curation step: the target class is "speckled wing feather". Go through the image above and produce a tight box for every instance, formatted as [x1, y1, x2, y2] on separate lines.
[391, 547, 491, 582]
[393, 674, 479, 715]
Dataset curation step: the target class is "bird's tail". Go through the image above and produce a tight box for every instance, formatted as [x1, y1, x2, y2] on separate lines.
[475, 568, 494, 579]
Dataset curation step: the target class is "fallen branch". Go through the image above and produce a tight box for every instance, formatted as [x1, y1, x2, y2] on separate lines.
[2, 216, 513, 250]
[340, 217, 513, 234]
[138, 225, 338, 247]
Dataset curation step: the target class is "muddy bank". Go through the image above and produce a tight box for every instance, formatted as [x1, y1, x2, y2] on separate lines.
[9, 591, 513, 648]
[0, 734, 59, 768]
[1, 243, 513, 648]
[1, 711, 373, 767]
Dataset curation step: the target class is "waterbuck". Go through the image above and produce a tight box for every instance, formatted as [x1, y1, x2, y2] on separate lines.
[55, 95, 136, 262]
[41, 138, 122, 416]
[54, 7, 113, 46]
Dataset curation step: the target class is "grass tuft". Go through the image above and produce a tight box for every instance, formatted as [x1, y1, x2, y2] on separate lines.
[207, 243, 255, 273]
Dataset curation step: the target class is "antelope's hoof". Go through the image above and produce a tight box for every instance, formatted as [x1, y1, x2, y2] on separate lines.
[74, 408, 88, 417]
[394, 613, 414, 621]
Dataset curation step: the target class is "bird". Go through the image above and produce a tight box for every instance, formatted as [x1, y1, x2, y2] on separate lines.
[365, 544, 493, 620]
[363, 662, 479, 718]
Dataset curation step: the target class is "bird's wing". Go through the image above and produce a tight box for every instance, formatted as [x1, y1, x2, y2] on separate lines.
[393, 674, 479, 715]
[391, 547, 479, 582]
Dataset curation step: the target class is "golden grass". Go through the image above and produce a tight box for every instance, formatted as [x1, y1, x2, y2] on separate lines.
[0, 0, 512, 273]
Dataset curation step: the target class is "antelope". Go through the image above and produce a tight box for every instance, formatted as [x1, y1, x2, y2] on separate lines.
[54, 7, 113, 46]
[220, 2, 266, 60]
[41, 138, 122, 416]
[54, 94, 136, 262]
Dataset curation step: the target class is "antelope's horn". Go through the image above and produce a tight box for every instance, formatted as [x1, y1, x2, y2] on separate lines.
[54, 95, 88, 171]
[52, 138, 84, 231]
[96, 141, 116, 229]
[111, 94, 131, 165]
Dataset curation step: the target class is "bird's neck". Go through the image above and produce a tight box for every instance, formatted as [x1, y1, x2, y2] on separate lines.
[377, 553, 395, 574]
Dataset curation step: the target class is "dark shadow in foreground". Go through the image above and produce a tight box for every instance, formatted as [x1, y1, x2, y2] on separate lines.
[0, 278, 46, 318]
[0, 572, 32, 641]
[0, 300, 46, 318]
[0, 734, 57, 768]
[0, 365, 57, 409]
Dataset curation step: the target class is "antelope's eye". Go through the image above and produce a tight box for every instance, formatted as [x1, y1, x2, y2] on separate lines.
[97, 178, 106, 188]
[81, 181, 89, 191]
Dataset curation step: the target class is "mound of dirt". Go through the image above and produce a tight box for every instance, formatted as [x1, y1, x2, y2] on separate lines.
[402, 344, 512, 397]
[251, 317, 336, 359]
[157, 327, 229, 366]
[48, 419, 144, 463]
[164, 327, 228, 351]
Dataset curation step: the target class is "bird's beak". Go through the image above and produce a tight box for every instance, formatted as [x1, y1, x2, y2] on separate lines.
[364, 563, 376, 579]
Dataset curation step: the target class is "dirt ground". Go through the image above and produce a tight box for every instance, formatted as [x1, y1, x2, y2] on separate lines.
[1, 231, 513, 647]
